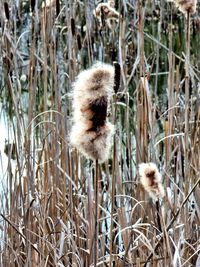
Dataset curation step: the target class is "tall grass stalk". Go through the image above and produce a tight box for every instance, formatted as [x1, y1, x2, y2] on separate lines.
[94, 160, 99, 267]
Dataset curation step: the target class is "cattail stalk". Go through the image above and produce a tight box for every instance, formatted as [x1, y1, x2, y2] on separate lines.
[94, 159, 99, 267]
[109, 93, 117, 267]
[70, 63, 114, 265]
[184, 10, 190, 195]
[109, 62, 120, 266]
[183, 10, 191, 238]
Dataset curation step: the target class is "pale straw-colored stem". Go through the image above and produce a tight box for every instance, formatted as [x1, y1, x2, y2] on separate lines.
[94, 159, 99, 267]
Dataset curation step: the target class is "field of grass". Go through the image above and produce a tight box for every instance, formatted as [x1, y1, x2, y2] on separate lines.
[0, 0, 200, 266]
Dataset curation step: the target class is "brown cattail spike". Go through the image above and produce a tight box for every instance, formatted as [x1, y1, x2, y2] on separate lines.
[76, 34, 82, 50]
[30, 0, 36, 12]
[4, 2, 9, 20]
[71, 17, 76, 36]
[113, 62, 121, 94]
[70, 63, 115, 162]
[56, 0, 60, 16]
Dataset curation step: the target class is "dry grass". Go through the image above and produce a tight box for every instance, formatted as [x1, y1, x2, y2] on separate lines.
[0, 0, 200, 266]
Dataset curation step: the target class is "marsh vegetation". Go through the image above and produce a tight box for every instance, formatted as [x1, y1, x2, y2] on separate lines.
[0, 0, 200, 266]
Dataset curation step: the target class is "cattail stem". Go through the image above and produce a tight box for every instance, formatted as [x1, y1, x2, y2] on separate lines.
[109, 62, 120, 266]
[109, 95, 117, 267]
[94, 159, 99, 267]
[144, 12, 192, 265]
[184, 10, 190, 194]
[156, 200, 162, 232]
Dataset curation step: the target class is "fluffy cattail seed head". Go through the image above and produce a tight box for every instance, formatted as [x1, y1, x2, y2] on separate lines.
[108, 0, 115, 8]
[139, 162, 165, 201]
[93, 2, 120, 29]
[70, 122, 114, 162]
[70, 63, 115, 162]
[178, 0, 197, 14]
[168, 0, 197, 14]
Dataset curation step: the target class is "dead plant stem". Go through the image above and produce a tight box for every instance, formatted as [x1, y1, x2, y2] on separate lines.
[144, 175, 200, 266]
[94, 159, 99, 267]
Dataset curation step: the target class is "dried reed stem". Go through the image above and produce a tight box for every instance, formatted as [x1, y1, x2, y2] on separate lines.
[94, 159, 99, 266]
[144, 175, 200, 266]
[109, 62, 120, 266]
[184, 10, 190, 194]
[1, 214, 41, 257]
[109, 94, 117, 267]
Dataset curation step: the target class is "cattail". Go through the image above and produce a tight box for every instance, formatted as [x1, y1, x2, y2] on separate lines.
[42, 0, 55, 8]
[178, 0, 197, 14]
[76, 33, 82, 50]
[168, 0, 197, 14]
[71, 17, 76, 36]
[70, 63, 115, 162]
[4, 2, 9, 20]
[93, 2, 120, 29]
[30, 0, 35, 12]
[56, 0, 60, 16]
[108, 0, 115, 8]
[113, 62, 121, 94]
[138, 162, 165, 200]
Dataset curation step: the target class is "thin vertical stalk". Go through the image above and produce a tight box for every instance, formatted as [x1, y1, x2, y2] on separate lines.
[136, 2, 146, 226]
[109, 94, 117, 267]
[166, 21, 174, 189]
[94, 159, 99, 267]
[184, 11, 190, 193]
[41, 7, 49, 266]
[84, 0, 94, 65]
[184, 10, 191, 238]
[136, 1, 146, 164]
[109, 62, 120, 266]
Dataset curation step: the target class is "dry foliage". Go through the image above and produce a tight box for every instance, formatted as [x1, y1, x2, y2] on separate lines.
[0, 0, 200, 267]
